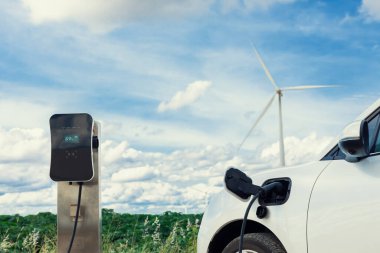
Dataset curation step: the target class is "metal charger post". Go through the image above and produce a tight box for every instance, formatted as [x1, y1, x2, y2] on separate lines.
[50, 114, 101, 253]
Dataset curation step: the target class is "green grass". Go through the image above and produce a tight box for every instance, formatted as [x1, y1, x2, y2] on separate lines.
[0, 209, 202, 253]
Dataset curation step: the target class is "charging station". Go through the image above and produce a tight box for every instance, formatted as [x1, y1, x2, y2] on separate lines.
[50, 113, 101, 253]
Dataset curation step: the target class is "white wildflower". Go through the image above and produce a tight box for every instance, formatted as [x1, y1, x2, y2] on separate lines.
[143, 216, 149, 239]
[152, 217, 161, 244]
[186, 219, 192, 231]
[22, 229, 40, 251]
[170, 222, 178, 245]
[180, 227, 185, 239]
[0, 234, 14, 252]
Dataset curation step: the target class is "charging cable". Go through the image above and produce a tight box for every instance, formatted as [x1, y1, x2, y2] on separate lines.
[225, 168, 284, 253]
[238, 181, 283, 253]
[67, 182, 83, 253]
[238, 191, 261, 253]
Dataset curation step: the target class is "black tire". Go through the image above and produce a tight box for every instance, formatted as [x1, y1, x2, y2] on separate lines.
[221, 233, 286, 253]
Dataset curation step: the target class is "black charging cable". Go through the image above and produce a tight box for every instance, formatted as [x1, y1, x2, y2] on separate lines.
[67, 182, 83, 253]
[238, 182, 283, 253]
[238, 191, 261, 253]
[225, 168, 284, 253]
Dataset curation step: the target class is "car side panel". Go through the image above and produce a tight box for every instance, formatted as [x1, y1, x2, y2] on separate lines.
[308, 156, 380, 253]
[197, 161, 329, 253]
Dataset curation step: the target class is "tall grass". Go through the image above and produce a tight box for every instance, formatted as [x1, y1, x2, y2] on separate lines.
[0, 210, 201, 253]
[102, 211, 200, 253]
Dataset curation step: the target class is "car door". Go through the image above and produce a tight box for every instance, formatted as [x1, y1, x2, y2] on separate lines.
[308, 110, 380, 253]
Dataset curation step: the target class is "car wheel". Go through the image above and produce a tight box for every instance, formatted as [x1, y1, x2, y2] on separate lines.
[221, 233, 286, 253]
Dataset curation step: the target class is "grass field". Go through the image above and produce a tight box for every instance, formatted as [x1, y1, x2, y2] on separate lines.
[0, 209, 202, 252]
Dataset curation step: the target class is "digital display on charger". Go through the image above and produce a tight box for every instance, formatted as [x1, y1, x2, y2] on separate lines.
[64, 134, 80, 144]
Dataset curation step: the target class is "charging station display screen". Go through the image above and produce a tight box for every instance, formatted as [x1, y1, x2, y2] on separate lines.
[50, 113, 94, 182]
[64, 134, 80, 144]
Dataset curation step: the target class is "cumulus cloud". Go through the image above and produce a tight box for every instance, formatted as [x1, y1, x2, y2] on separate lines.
[0, 186, 56, 214]
[111, 166, 160, 182]
[0, 127, 49, 162]
[0, 163, 51, 194]
[158, 81, 211, 112]
[94, 141, 273, 213]
[0, 127, 242, 214]
[22, 0, 213, 32]
[0, 127, 52, 208]
[0, 99, 54, 129]
[0, 186, 55, 207]
[102, 140, 130, 165]
[0, 126, 335, 214]
[260, 132, 334, 166]
[359, 0, 380, 21]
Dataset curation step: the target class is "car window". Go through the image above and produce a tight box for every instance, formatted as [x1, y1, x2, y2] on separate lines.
[334, 147, 346, 160]
[373, 130, 380, 153]
[368, 113, 380, 150]
[321, 145, 345, 160]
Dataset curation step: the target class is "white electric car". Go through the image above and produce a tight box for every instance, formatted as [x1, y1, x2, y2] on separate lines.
[197, 98, 380, 253]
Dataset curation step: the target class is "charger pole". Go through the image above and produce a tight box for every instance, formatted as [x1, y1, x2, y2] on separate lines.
[57, 121, 101, 253]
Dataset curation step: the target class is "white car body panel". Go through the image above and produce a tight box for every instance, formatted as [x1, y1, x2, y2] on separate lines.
[308, 156, 380, 252]
[198, 98, 380, 253]
[198, 161, 330, 253]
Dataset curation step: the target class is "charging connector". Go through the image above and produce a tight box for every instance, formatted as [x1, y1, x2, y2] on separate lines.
[224, 168, 290, 253]
[238, 181, 283, 253]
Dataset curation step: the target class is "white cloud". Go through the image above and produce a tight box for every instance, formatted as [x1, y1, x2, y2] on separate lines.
[157, 81, 211, 112]
[111, 166, 160, 182]
[359, 0, 380, 21]
[0, 126, 344, 215]
[101, 116, 226, 152]
[102, 140, 130, 165]
[98, 141, 273, 213]
[0, 163, 51, 193]
[22, 0, 213, 32]
[70, 133, 244, 212]
[0, 186, 56, 214]
[0, 128, 52, 204]
[0, 127, 49, 162]
[0, 98, 54, 129]
[260, 132, 334, 166]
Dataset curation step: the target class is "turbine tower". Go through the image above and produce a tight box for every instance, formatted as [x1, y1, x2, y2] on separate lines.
[238, 47, 336, 167]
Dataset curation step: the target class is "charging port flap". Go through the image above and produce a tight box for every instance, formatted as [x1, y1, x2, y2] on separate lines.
[259, 178, 291, 206]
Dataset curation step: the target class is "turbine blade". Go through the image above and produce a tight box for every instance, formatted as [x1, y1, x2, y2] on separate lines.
[251, 45, 279, 91]
[281, 85, 340, 91]
[238, 94, 277, 151]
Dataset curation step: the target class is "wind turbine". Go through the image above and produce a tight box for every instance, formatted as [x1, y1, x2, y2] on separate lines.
[238, 47, 337, 167]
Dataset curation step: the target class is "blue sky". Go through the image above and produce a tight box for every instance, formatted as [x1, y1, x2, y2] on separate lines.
[0, 0, 380, 214]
